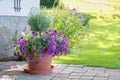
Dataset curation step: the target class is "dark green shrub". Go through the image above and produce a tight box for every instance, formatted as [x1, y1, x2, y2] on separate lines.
[40, 0, 59, 8]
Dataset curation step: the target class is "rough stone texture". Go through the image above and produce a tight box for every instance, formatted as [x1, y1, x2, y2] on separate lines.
[0, 16, 30, 59]
[0, 61, 120, 80]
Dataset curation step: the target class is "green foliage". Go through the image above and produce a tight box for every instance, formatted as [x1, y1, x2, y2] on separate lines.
[53, 12, 120, 69]
[50, 9, 89, 49]
[28, 9, 51, 33]
[40, 0, 59, 8]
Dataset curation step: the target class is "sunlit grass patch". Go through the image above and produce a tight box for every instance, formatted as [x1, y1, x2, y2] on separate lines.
[61, 0, 120, 13]
[53, 12, 120, 69]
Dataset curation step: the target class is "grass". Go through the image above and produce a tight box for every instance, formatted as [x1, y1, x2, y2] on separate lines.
[53, 13, 120, 69]
[52, 0, 120, 69]
[61, 0, 120, 13]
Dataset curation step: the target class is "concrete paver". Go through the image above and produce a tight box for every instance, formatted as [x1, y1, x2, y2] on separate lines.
[0, 61, 120, 80]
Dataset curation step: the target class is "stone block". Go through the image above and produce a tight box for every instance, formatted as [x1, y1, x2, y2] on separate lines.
[68, 75, 80, 79]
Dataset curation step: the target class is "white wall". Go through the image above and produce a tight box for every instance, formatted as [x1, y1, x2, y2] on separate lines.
[0, 0, 39, 16]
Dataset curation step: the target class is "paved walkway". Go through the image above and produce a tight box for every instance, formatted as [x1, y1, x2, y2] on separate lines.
[0, 61, 120, 80]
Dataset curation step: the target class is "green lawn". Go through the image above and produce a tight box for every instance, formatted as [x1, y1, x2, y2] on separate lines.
[53, 12, 120, 69]
[51, 0, 120, 69]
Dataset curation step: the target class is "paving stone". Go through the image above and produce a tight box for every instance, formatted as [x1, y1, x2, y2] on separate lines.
[64, 67, 76, 71]
[68, 75, 80, 79]
[5, 71, 22, 76]
[94, 67, 106, 71]
[60, 71, 72, 73]
[0, 65, 11, 70]
[60, 68, 74, 73]
[42, 73, 57, 76]
[73, 68, 85, 73]
[0, 77, 16, 80]
[0, 71, 6, 76]
[109, 76, 120, 80]
[4, 70, 31, 77]
[87, 70, 102, 74]
[70, 73, 83, 76]
[109, 72, 120, 78]
[108, 78, 120, 80]
[15, 76, 36, 80]
[55, 73, 69, 78]
[95, 73, 110, 77]
[80, 76, 94, 80]
[79, 79, 92, 80]
[89, 70, 105, 74]
[106, 69, 120, 73]
[94, 77, 108, 80]
[38, 78, 52, 80]
[82, 67, 95, 71]
[2, 61, 18, 66]
[0, 61, 120, 80]
[52, 78, 71, 80]
[53, 69, 62, 73]
[56, 64, 68, 67]
[0, 62, 3, 65]
[0, 75, 16, 80]
[68, 64, 83, 68]
[63, 70, 75, 72]
[55, 66, 66, 71]
[36, 75, 53, 79]
[71, 79, 80, 80]
[15, 75, 53, 80]
[55, 66, 66, 69]
[17, 61, 27, 64]
[83, 72, 96, 77]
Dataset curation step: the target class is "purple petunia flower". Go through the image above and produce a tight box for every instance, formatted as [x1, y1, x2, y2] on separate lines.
[16, 39, 27, 46]
[45, 31, 48, 34]
[16, 41, 20, 45]
[30, 41, 33, 44]
[37, 38, 43, 42]
[20, 46, 25, 50]
[46, 50, 52, 54]
[21, 52, 25, 56]
[40, 48, 45, 53]
[57, 33, 61, 37]
[53, 30, 57, 33]
[46, 34, 52, 40]
[29, 54, 33, 61]
[32, 31, 37, 36]
[52, 54, 55, 57]
[13, 29, 69, 60]
[48, 30, 52, 32]
[21, 40, 27, 45]
[41, 54, 44, 58]
[18, 37, 23, 41]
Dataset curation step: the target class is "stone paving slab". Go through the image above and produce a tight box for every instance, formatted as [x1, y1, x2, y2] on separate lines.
[0, 61, 120, 80]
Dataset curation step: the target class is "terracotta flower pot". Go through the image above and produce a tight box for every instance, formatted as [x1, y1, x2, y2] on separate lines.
[24, 50, 54, 74]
